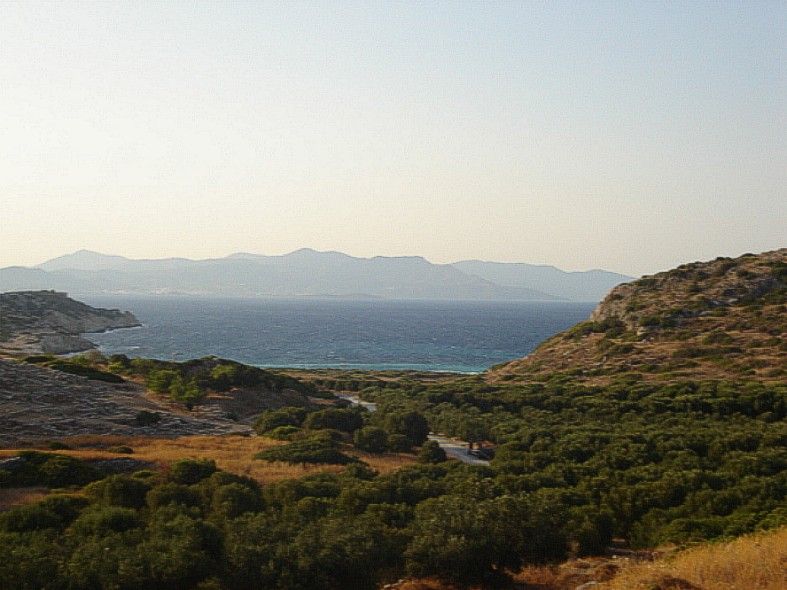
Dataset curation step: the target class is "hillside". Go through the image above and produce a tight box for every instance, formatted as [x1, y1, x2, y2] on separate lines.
[0, 252, 784, 590]
[0, 290, 140, 354]
[0, 249, 630, 301]
[490, 249, 786, 384]
[0, 356, 315, 446]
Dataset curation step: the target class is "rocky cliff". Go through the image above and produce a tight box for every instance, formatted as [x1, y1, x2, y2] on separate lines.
[0, 290, 140, 354]
[489, 248, 786, 385]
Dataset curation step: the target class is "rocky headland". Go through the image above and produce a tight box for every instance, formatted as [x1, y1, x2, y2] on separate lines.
[0, 290, 140, 354]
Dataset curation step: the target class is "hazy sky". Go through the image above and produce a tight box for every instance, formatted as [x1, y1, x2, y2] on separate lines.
[1, 1, 784, 276]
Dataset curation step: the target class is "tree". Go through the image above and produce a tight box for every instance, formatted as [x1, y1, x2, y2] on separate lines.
[385, 411, 430, 446]
[417, 441, 446, 464]
[170, 459, 217, 485]
[353, 427, 388, 454]
[304, 408, 364, 434]
[405, 494, 567, 584]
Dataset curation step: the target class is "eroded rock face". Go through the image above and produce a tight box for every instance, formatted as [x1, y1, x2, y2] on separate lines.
[0, 290, 140, 354]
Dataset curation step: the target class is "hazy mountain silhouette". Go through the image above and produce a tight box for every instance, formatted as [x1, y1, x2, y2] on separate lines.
[0, 249, 632, 301]
[451, 260, 633, 302]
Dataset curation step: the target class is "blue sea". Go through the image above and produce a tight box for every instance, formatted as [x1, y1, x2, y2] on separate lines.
[80, 296, 595, 373]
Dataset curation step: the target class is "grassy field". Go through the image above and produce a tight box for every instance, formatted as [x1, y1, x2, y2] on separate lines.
[598, 526, 787, 590]
[0, 434, 415, 486]
[386, 527, 787, 590]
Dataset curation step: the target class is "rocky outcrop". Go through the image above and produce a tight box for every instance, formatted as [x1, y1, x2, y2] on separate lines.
[0, 359, 250, 446]
[0, 290, 140, 354]
[590, 248, 786, 331]
[489, 248, 786, 385]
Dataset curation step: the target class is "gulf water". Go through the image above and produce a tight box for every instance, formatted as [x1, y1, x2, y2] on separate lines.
[81, 296, 595, 373]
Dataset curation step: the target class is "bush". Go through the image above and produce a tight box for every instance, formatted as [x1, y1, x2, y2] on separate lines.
[84, 475, 151, 509]
[353, 427, 388, 453]
[211, 484, 263, 518]
[255, 435, 354, 465]
[387, 434, 412, 452]
[254, 407, 308, 434]
[0, 452, 101, 488]
[384, 411, 430, 446]
[168, 375, 205, 407]
[146, 483, 203, 511]
[170, 459, 217, 485]
[417, 441, 447, 464]
[147, 369, 180, 393]
[266, 425, 301, 440]
[304, 408, 364, 433]
[69, 507, 142, 536]
[0, 504, 63, 532]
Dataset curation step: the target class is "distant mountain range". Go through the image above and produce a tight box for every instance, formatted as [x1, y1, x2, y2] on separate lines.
[0, 249, 633, 302]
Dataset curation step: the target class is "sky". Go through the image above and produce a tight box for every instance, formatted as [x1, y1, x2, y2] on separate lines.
[1, 1, 784, 276]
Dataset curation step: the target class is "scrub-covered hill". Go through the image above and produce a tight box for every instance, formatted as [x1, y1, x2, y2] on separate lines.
[490, 249, 786, 385]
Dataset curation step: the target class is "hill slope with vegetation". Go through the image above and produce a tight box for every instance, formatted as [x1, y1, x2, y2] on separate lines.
[0, 250, 784, 589]
[490, 249, 786, 385]
[0, 355, 317, 446]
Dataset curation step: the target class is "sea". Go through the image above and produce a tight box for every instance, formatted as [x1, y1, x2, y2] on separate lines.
[79, 296, 595, 374]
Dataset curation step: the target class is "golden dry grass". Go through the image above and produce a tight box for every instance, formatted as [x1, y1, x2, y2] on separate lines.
[394, 580, 460, 590]
[0, 434, 415, 485]
[0, 487, 49, 511]
[599, 527, 787, 590]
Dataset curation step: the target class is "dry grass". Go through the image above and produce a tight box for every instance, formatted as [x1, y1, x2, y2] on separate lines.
[0, 434, 415, 485]
[0, 487, 49, 511]
[599, 527, 787, 590]
[392, 580, 460, 590]
[513, 558, 626, 590]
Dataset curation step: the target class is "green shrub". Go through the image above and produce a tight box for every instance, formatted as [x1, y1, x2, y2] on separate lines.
[254, 407, 308, 434]
[170, 459, 217, 485]
[255, 435, 354, 465]
[353, 427, 388, 453]
[386, 434, 412, 452]
[69, 507, 142, 536]
[303, 408, 364, 433]
[417, 441, 447, 464]
[384, 411, 430, 446]
[84, 475, 151, 508]
[211, 483, 263, 518]
[146, 483, 203, 511]
[0, 504, 63, 532]
[147, 369, 180, 393]
[266, 425, 301, 440]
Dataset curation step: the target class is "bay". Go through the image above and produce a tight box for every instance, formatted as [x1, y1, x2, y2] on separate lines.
[80, 296, 595, 373]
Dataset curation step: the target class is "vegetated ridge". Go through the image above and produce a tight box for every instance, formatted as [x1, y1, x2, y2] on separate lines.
[0, 290, 140, 354]
[490, 248, 786, 385]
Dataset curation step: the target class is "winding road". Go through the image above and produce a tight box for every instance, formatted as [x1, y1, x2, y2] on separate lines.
[338, 394, 490, 466]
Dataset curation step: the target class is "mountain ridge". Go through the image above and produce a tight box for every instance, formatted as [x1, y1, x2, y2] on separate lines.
[1, 249, 632, 302]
